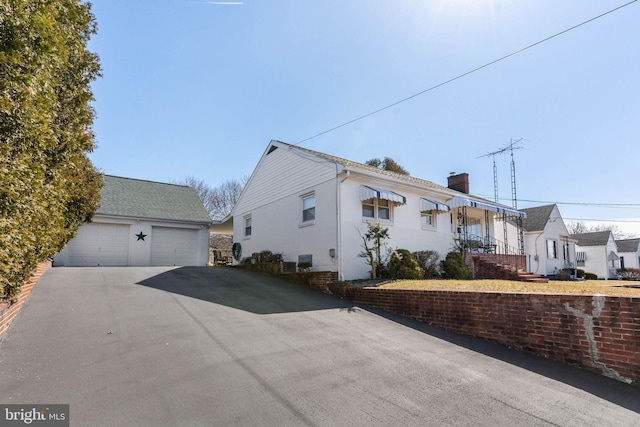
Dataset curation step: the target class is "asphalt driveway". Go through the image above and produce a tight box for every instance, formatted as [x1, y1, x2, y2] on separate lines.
[1, 267, 638, 426]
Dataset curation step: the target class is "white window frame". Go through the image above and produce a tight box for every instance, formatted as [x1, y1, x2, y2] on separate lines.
[421, 211, 437, 230]
[362, 198, 392, 222]
[301, 192, 315, 225]
[244, 215, 252, 238]
[547, 239, 557, 259]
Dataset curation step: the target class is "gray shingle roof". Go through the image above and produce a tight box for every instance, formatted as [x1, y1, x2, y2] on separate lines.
[520, 204, 555, 232]
[570, 231, 612, 247]
[272, 140, 453, 193]
[616, 238, 640, 253]
[97, 175, 211, 223]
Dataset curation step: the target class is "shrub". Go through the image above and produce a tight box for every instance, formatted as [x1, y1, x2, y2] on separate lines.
[387, 249, 424, 280]
[241, 250, 283, 265]
[617, 268, 640, 281]
[556, 269, 573, 281]
[440, 251, 473, 280]
[412, 250, 441, 279]
[585, 272, 598, 280]
[253, 250, 283, 263]
[576, 269, 585, 279]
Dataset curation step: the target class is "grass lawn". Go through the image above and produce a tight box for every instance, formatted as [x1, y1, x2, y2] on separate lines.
[378, 279, 640, 297]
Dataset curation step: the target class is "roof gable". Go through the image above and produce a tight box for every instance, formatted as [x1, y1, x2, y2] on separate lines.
[233, 140, 526, 217]
[616, 238, 640, 253]
[570, 230, 613, 247]
[98, 175, 211, 223]
[270, 140, 453, 193]
[520, 204, 555, 232]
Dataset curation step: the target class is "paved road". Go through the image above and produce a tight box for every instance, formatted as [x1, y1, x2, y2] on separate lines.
[1, 267, 638, 426]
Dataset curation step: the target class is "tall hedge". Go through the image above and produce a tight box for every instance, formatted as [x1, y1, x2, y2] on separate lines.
[1, 1, 103, 299]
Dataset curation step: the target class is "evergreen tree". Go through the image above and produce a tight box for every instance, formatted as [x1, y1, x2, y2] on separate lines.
[1, 1, 102, 298]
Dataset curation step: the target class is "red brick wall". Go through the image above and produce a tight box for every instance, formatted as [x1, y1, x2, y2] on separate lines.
[347, 288, 640, 384]
[0, 261, 51, 340]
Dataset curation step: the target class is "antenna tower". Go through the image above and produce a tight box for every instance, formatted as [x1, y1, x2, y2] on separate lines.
[478, 139, 525, 254]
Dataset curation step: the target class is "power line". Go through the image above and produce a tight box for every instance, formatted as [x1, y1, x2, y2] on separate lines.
[478, 194, 640, 208]
[563, 217, 640, 223]
[295, 0, 637, 146]
[520, 199, 640, 208]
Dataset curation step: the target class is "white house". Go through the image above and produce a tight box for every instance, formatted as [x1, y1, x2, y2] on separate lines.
[519, 204, 576, 277]
[54, 175, 211, 267]
[616, 238, 640, 270]
[231, 140, 526, 280]
[571, 231, 620, 279]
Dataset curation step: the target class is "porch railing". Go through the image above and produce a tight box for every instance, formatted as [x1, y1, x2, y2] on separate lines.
[459, 234, 522, 256]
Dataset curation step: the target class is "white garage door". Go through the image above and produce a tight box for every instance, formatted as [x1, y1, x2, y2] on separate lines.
[151, 227, 199, 266]
[67, 223, 130, 266]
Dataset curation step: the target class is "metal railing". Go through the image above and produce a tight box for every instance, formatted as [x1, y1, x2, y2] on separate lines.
[459, 234, 522, 256]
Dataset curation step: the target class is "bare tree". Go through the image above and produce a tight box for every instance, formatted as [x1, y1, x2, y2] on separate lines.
[567, 221, 636, 239]
[209, 177, 248, 220]
[178, 175, 248, 221]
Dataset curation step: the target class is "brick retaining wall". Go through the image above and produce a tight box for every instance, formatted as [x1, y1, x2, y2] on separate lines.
[236, 264, 338, 292]
[347, 287, 640, 385]
[0, 261, 52, 340]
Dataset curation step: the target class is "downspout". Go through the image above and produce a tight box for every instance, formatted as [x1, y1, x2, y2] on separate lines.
[532, 232, 543, 274]
[337, 169, 350, 281]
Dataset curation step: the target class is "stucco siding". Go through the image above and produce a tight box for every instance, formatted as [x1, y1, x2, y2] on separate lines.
[338, 176, 454, 280]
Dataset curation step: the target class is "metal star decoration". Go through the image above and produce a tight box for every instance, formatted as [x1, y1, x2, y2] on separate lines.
[135, 231, 147, 241]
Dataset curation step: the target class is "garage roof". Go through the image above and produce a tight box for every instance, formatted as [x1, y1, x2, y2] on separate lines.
[98, 175, 211, 223]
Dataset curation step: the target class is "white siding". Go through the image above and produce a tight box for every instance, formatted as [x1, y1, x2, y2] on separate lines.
[234, 144, 338, 216]
[577, 234, 619, 279]
[234, 178, 339, 271]
[523, 205, 575, 276]
[619, 251, 640, 269]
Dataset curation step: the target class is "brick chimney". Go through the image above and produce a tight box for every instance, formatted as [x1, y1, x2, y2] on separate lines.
[447, 173, 469, 194]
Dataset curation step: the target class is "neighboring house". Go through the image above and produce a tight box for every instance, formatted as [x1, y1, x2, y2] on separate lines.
[570, 231, 620, 279]
[616, 238, 640, 270]
[519, 204, 576, 277]
[54, 175, 211, 267]
[231, 140, 525, 280]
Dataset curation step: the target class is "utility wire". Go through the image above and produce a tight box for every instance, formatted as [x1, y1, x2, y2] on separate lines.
[295, 0, 637, 146]
[563, 217, 640, 223]
[483, 195, 640, 208]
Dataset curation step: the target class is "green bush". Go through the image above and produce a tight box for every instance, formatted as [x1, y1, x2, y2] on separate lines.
[240, 250, 283, 265]
[441, 251, 473, 280]
[576, 269, 585, 279]
[585, 272, 598, 280]
[387, 249, 424, 280]
[412, 250, 441, 279]
[1, 1, 102, 299]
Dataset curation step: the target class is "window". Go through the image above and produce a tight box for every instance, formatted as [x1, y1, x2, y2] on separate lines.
[421, 212, 435, 229]
[302, 194, 315, 223]
[547, 239, 557, 259]
[462, 217, 481, 238]
[244, 216, 252, 237]
[362, 198, 391, 221]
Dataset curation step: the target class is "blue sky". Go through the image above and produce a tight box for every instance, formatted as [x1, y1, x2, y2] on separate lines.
[87, 0, 639, 235]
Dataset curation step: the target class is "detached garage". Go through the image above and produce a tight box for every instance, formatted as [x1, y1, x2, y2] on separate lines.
[54, 175, 211, 267]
